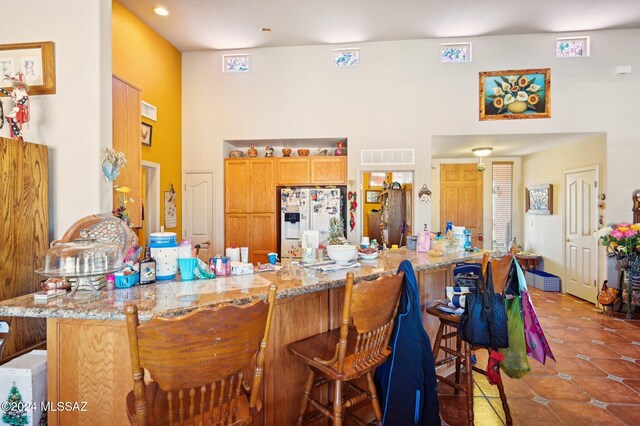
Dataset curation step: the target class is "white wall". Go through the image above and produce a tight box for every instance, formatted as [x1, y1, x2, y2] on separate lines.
[0, 0, 112, 238]
[183, 29, 640, 255]
[522, 135, 607, 283]
[431, 157, 523, 250]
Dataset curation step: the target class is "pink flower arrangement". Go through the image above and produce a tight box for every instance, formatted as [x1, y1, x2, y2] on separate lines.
[595, 223, 640, 259]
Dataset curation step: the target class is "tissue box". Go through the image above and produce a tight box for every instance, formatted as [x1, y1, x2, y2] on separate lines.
[230, 261, 254, 275]
[0, 350, 47, 426]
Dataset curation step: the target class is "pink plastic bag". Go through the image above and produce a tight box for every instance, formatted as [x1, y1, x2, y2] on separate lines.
[521, 289, 556, 364]
[514, 260, 555, 365]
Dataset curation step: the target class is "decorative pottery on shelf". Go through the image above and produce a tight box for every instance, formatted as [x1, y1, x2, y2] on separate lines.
[282, 148, 292, 157]
[229, 150, 245, 158]
[247, 144, 258, 158]
[265, 146, 274, 157]
[297, 149, 310, 157]
[317, 148, 328, 156]
[335, 141, 347, 156]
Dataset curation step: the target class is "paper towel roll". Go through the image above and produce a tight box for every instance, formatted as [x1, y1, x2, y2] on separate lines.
[226, 247, 240, 261]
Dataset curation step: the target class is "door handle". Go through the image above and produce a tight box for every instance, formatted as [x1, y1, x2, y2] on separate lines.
[566, 238, 570, 242]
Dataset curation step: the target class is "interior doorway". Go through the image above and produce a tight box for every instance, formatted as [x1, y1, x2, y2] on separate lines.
[141, 161, 161, 246]
[184, 171, 215, 260]
[564, 166, 599, 303]
[361, 171, 413, 247]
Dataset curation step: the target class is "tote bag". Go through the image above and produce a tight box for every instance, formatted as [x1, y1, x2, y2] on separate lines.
[459, 263, 509, 348]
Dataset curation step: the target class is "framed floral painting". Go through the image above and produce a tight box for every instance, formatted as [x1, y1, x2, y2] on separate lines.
[479, 68, 550, 120]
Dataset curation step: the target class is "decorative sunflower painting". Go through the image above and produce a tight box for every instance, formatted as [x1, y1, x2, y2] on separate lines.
[479, 68, 551, 120]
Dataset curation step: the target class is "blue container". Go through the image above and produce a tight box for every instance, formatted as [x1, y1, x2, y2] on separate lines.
[115, 272, 139, 288]
[149, 232, 179, 280]
[526, 270, 561, 292]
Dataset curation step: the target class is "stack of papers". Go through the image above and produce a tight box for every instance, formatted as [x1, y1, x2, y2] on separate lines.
[307, 261, 360, 272]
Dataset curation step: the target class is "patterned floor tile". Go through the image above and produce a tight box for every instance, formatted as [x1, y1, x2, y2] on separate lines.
[522, 375, 590, 402]
[571, 376, 640, 404]
[607, 404, 640, 425]
[548, 400, 624, 425]
[590, 357, 640, 379]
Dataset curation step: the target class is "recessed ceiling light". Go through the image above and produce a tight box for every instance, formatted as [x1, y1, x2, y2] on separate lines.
[153, 6, 169, 16]
[472, 147, 493, 157]
[260, 28, 273, 33]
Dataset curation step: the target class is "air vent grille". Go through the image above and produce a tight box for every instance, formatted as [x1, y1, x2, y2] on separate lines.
[141, 101, 157, 121]
[361, 149, 415, 166]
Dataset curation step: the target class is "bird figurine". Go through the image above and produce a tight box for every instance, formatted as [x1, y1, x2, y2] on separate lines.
[597, 280, 619, 316]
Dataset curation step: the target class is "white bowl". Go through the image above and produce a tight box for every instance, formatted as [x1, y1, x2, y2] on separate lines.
[326, 245, 357, 264]
[357, 251, 379, 260]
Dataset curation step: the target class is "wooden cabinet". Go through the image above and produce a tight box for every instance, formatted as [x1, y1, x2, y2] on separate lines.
[368, 211, 382, 243]
[224, 213, 275, 264]
[380, 189, 406, 247]
[249, 159, 276, 212]
[311, 157, 347, 184]
[225, 158, 277, 263]
[276, 156, 347, 185]
[112, 75, 142, 227]
[224, 160, 251, 212]
[276, 158, 310, 185]
[0, 137, 48, 361]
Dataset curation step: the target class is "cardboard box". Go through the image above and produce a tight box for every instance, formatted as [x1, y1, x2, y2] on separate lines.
[0, 350, 47, 426]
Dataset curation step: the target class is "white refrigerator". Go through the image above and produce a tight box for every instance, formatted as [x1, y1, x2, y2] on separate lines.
[280, 187, 344, 258]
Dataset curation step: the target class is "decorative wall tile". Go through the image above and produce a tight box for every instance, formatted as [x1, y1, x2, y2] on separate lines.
[333, 48, 360, 67]
[223, 54, 250, 73]
[556, 37, 590, 58]
[440, 42, 472, 63]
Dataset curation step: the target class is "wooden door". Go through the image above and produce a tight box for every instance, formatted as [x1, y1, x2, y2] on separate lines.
[0, 137, 48, 361]
[249, 159, 275, 212]
[225, 214, 250, 249]
[185, 172, 214, 249]
[311, 157, 347, 184]
[224, 160, 250, 212]
[112, 76, 142, 227]
[565, 168, 598, 302]
[276, 158, 310, 185]
[440, 164, 483, 248]
[251, 213, 276, 264]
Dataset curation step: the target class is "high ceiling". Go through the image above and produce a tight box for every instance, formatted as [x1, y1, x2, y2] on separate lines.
[119, 0, 640, 52]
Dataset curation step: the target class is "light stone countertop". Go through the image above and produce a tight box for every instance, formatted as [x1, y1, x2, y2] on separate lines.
[0, 248, 489, 321]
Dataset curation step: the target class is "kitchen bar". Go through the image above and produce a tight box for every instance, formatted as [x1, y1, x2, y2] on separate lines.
[0, 248, 486, 425]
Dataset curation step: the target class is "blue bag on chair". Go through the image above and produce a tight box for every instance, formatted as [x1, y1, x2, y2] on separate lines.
[459, 263, 509, 349]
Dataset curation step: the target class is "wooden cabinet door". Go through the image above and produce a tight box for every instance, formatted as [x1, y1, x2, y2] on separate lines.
[225, 160, 250, 213]
[251, 213, 276, 264]
[249, 159, 275, 212]
[311, 157, 347, 184]
[112, 75, 142, 226]
[225, 214, 250, 249]
[276, 158, 310, 185]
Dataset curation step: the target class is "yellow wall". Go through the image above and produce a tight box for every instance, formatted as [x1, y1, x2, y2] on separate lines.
[112, 0, 182, 239]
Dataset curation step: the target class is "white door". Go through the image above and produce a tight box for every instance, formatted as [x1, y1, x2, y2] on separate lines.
[184, 172, 214, 260]
[565, 167, 598, 303]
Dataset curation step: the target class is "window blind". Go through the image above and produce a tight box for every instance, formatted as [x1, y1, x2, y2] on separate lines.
[492, 162, 514, 251]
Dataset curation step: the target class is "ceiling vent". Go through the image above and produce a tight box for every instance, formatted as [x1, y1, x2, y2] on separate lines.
[141, 101, 157, 121]
[360, 148, 415, 166]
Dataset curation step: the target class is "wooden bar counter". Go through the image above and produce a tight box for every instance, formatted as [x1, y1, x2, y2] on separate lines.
[0, 248, 487, 425]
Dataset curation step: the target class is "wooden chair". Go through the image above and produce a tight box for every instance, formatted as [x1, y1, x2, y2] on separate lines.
[0, 321, 9, 361]
[289, 271, 404, 425]
[425, 251, 515, 426]
[125, 284, 277, 426]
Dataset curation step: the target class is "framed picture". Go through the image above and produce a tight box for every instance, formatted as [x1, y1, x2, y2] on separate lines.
[526, 184, 553, 215]
[141, 122, 152, 146]
[365, 190, 381, 203]
[0, 41, 56, 95]
[479, 68, 550, 121]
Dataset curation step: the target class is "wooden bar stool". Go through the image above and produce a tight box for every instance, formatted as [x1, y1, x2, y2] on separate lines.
[125, 284, 277, 426]
[289, 271, 404, 425]
[426, 252, 514, 426]
[0, 321, 9, 361]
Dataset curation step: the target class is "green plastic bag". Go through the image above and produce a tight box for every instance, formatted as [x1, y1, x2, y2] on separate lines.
[499, 297, 531, 379]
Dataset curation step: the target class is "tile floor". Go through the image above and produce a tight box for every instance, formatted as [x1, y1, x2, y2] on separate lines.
[438, 288, 640, 426]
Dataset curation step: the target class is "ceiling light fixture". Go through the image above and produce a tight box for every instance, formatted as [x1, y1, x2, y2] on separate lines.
[153, 6, 169, 16]
[472, 147, 493, 157]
